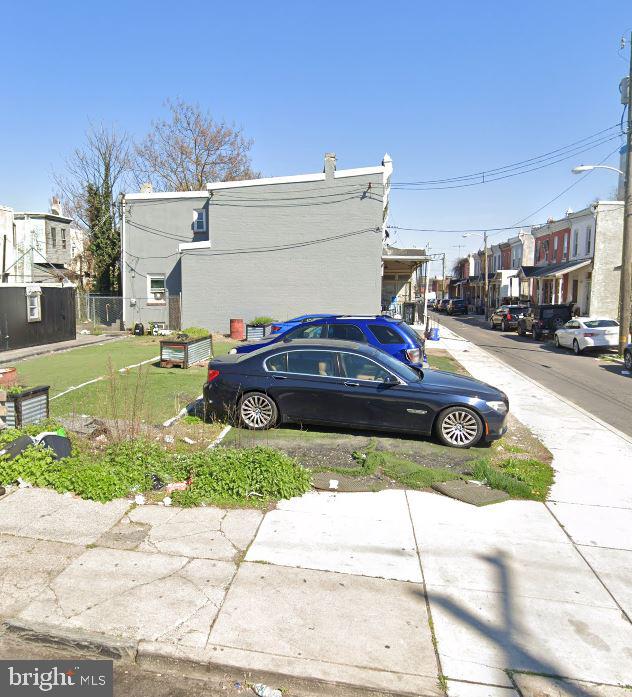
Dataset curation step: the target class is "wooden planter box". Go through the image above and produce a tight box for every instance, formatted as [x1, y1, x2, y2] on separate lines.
[4, 386, 50, 428]
[245, 324, 274, 340]
[159, 335, 213, 369]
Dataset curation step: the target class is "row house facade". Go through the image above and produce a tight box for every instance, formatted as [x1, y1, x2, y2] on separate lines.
[518, 201, 623, 317]
[454, 198, 623, 320]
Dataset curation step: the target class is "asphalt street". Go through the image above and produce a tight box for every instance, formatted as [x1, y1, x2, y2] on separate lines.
[433, 311, 632, 438]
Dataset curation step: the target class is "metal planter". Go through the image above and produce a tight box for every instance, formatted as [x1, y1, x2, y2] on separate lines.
[159, 335, 213, 369]
[245, 324, 273, 340]
[5, 386, 50, 428]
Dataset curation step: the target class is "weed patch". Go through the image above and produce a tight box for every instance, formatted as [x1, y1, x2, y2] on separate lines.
[471, 456, 553, 501]
[0, 429, 311, 507]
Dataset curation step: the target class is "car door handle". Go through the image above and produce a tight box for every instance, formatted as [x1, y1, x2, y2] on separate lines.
[272, 375, 287, 380]
[344, 381, 360, 387]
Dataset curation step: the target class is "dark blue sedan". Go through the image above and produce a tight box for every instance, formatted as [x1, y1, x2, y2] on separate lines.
[204, 339, 508, 448]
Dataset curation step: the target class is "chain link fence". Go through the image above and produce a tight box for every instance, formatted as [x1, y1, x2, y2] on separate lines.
[76, 293, 181, 332]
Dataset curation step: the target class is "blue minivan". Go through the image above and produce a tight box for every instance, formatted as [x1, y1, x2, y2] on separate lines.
[230, 315, 426, 367]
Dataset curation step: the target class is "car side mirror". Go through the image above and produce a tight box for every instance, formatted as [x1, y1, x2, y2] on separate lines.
[382, 374, 399, 385]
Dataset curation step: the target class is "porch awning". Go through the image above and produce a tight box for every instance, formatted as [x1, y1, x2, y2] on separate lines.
[530, 258, 592, 279]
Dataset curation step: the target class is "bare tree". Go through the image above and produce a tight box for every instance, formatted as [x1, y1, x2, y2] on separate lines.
[55, 124, 131, 294]
[132, 99, 259, 191]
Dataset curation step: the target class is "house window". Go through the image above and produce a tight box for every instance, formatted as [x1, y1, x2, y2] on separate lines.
[27, 294, 41, 322]
[50, 227, 57, 248]
[147, 274, 166, 304]
[585, 226, 592, 255]
[542, 240, 549, 262]
[535, 241, 540, 261]
[572, 230, 579, 257]
[553, 237, 558, 256]
[61, 228, 67, 250]
[193, 209, 207, 233]
[563, 233, 569, 260]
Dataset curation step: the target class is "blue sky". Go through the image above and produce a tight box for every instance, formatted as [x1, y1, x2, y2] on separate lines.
[1, 0, 630, 274]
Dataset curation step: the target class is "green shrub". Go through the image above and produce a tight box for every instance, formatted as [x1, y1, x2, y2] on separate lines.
[248, 316, 275, 326]
[0, 430, 310, 506]
[172, 446, 311, 507]
[181, 326, 210, 338]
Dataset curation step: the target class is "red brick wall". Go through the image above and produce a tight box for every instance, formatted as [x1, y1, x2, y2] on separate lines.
[550, 228, 570, 263]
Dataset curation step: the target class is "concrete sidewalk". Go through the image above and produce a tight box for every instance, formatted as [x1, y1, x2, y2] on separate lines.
[0, 333, 125, 365]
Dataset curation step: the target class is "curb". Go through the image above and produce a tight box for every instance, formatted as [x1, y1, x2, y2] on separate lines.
[3, 620, 137, 661]
[2, 619, 437, 697]
[137, 641, 437, 697]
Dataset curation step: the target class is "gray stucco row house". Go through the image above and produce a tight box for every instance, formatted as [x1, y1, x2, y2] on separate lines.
[121, 153, 396, 332]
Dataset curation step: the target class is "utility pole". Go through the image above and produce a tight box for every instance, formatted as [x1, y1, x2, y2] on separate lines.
[441, 253, 446, 299]
[619, 31, 632, 354]
[483, 231, 489, 319]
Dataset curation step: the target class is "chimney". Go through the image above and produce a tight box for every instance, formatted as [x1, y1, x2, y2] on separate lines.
[324, 152, 336, 179]
[50, 196, 62, 216]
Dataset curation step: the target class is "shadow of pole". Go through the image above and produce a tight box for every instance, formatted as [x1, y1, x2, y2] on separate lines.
[421, 551, 596, 697]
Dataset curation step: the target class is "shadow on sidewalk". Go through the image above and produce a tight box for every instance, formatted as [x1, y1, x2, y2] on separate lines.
[414, 551, 595, 697]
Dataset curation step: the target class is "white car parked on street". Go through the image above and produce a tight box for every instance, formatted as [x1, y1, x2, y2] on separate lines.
[554, 317, 619, 355]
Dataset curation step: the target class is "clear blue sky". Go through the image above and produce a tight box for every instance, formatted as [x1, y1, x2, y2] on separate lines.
[1, 0, 630, 275]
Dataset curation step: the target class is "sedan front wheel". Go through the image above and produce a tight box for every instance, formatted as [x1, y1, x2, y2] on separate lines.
[625, 351, 632, 371]
[238, 392, 278, 430]
[436, 407, 483, 448]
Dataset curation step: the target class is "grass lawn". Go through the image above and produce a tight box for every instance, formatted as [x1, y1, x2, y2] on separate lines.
[12, 335, 236, 424]
[426, 349, 468, 374]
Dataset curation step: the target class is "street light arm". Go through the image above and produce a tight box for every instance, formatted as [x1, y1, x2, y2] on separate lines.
[572, 164, 624, 175]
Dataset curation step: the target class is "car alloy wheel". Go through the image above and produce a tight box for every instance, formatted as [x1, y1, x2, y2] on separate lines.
[554, 334, 560, 348]
[238, 392, 278, 430]
[573, 339, 581, 355]
[437, 407, 482, 448]
[502, 320, 508, 332]
[532, 328, 539, 340]
[625, 351, 632, 371]
[490, 321, 496, 330]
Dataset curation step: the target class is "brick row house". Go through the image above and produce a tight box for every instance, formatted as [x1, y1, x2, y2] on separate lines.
[452, 199, 623, 318]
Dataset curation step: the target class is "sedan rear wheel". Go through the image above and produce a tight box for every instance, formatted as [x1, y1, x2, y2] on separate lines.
[436, 407, 483, 448]
[554, 334, 560, 348]
[238, 392, 278, 430]
[573, 339, 582, 356]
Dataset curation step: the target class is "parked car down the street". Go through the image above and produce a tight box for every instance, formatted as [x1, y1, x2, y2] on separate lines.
[516, 304, 573, 340]
[554, 318, 620, 355]
[489, 305, 527, 331]
[204, 339, 509, 448]
[436, 298, 451, 312]
[446, 299, 468, 316]
[230, 315, 426, 367]
[625, 343, 632, 371]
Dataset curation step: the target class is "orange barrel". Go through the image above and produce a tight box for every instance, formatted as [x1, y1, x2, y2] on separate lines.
[0, 367, 17, 387]
[229, 318, 245, 340]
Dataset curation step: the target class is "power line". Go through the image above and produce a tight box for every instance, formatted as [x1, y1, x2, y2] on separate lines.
[391, 133, 622, 190]
[124, 226, 381, 262]
[390, 123, 622, 186]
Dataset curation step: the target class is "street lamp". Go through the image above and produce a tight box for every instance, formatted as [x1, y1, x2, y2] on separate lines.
[463, 231, 489, 318]
[572, 164, 624, 175]
[571, 159, 631, 354]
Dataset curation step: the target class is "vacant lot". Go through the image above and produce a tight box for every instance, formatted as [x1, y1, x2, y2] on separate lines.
[11, 335, 235, 424]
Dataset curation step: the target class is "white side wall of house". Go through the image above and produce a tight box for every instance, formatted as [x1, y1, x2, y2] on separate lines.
[12, 217, 46, 282]
[0, 205, 14, 276]
[591, 201, 624, 318]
